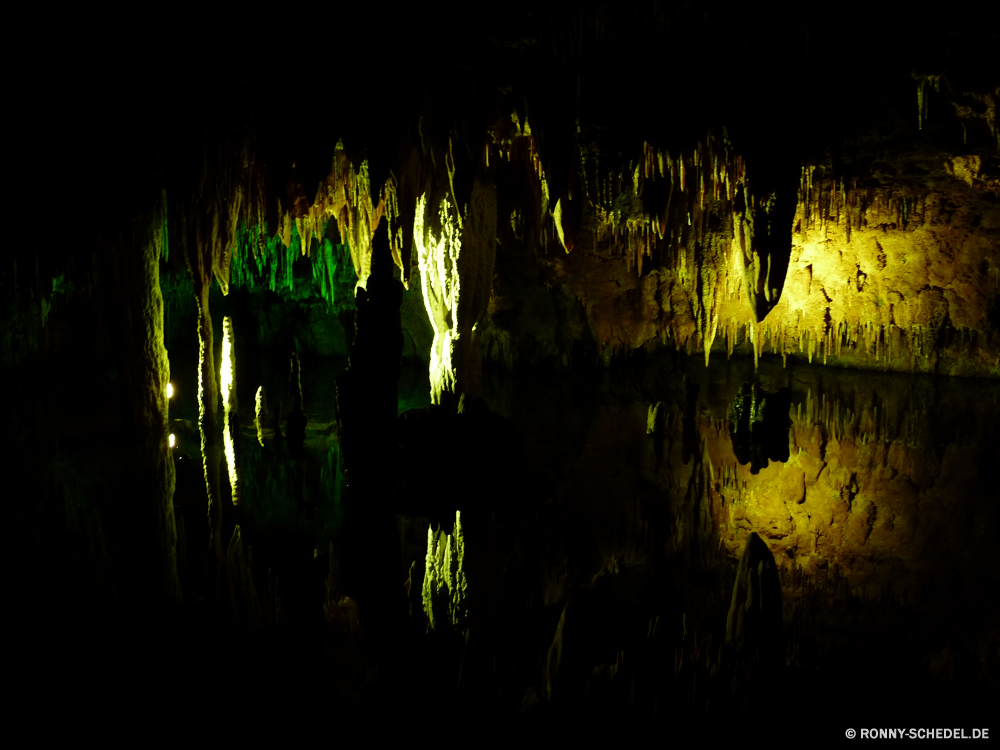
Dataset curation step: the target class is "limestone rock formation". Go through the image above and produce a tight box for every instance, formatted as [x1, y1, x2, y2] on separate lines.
[725, 532, 782, 661]
[646, 401, 666, 435]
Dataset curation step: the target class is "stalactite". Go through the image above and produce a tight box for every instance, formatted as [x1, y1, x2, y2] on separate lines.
[304, 141, 389, 292]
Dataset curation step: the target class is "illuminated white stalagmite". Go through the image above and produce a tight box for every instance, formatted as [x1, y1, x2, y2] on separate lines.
[414, 168, 497, 405]
[414, 191, 462, 404]
[221, 315, 238, 505]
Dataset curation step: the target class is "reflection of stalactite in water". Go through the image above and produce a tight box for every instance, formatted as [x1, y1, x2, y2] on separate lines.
[221, 316, 239, 506]
[226, 524, 262, 630]
[729, 383, 792, 474]
[422, 511, 468, 633]
[682, 375, 700, 465]
[286, 351, 306, 458]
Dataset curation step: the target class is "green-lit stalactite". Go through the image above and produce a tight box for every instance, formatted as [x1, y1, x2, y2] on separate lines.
[160, 270, 196, 351]
[230, 221, 297, 294]
[230, 221, 357, 313]
[312, 237, 358, 314]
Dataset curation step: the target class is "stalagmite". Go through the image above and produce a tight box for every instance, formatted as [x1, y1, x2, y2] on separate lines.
[415, 156, 497, 407]
[221, 316, 238, 506]
[414, 191, 462, 405]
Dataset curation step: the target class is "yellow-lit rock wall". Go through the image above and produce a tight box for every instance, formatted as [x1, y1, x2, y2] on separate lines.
[509, 145, 1000, 377]
[522, 361, 998, 671]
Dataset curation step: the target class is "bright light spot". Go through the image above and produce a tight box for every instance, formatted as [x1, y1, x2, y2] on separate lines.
[166, 382, 173, 399]
[168, 434, 176, 448]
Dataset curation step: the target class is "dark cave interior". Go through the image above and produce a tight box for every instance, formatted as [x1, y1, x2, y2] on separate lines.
[5, 2, 999, 741]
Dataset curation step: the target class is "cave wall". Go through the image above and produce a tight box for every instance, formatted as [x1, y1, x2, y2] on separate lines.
[483, 140, 1000, 377]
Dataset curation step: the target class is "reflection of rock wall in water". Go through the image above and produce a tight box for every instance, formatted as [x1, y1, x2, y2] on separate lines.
[725, 532, 782, 661]
[526, 357, 999, 677]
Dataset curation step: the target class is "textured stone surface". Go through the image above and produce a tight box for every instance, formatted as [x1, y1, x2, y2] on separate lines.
[725, 532, 782, 659]
[484, 141, 1000, 377]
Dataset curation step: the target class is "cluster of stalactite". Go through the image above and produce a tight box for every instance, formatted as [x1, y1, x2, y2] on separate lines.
[211, 138, 404, 299]
[517, 135, 996, 375]
[482, 119, 786, 366]
[798, 166, 930, 240]
[174, 136, 269, 579]
[722, 165, 938, 370]
[584, 134, 759, 363]
[488, 111, 549, 249]
[913, 71, 999, 148]
[584, 135, 748, 277]
[505, 129, 795, 367]
[183, 112, 970, 401]
[294, 143, 394, 292]
[171, 109, 997, 442]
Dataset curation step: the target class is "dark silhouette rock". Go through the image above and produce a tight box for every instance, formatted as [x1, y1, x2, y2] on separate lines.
[682, 375, 700, 465]
[726, 532, 782, 662]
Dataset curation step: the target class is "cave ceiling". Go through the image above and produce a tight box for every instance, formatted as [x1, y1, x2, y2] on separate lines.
[11, 1, 1000, 378]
